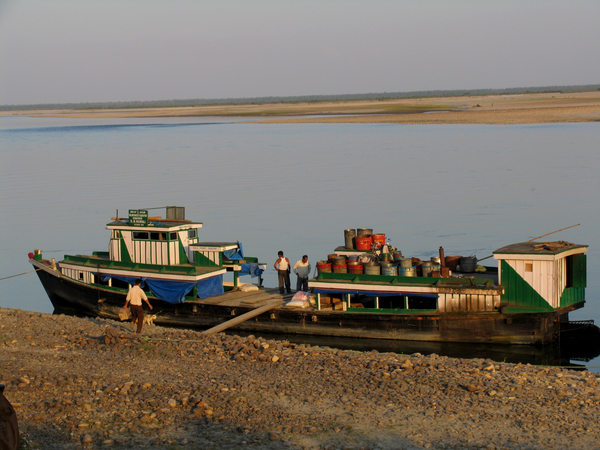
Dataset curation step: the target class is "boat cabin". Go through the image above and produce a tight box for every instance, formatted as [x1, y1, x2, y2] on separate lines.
[493, 241, 587, 313]
[56, 207, 265, 304]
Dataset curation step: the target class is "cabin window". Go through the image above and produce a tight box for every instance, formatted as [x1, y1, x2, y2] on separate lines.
[113, 231, 121, 239]
[133, 232, 149, 240]
[407, 295, 437, 310]
[356, 295, 376, 309]
[378, 295, 406, 310]
[150, 232, 167, 241]
[79, 272, 84, 280]
[170, 232, 177, 240]
[525, 263, 533, 272]
[188, 229, 197, 238]
[319, 294, 344, 310]
[111, 278, 130, 290]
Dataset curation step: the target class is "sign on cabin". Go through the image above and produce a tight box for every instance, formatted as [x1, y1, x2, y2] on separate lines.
[129, 209, 148, 227]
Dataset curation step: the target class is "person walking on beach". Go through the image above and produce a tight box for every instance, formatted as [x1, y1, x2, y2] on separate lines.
[274, 251, 291, 294]
[124, 279, 153, 334]
[293, 255, 311, 292]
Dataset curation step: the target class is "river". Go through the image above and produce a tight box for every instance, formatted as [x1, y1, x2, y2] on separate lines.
[1, 115, 598, 370]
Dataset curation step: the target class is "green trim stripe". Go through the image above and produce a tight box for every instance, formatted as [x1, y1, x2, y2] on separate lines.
[179, 237, 188, 264]
[120, 237, 132, 263]
[500, 260, 553, 311]
[571, 254, 587, 288]
[560, 287, 585, 307]
[194, 252, 220, 267]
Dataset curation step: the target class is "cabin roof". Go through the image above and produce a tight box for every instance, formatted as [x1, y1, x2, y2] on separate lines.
[106, 218, 201, 230]
[190, 242, 239, 251]
[493, 241, 587, 256]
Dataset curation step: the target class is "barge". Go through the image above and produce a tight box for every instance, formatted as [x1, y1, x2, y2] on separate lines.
[30, 207, 592, 345]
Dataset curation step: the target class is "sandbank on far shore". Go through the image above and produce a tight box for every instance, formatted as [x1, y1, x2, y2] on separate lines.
[1, 91, 599, 125]
[254, 104, 600, 125]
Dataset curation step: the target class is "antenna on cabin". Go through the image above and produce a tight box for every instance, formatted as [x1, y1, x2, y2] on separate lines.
[526, 224, 580, 242]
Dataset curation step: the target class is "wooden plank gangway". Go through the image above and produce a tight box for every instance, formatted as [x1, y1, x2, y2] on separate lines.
[201, 298, 284, 335]
[191, 287, 295, 308]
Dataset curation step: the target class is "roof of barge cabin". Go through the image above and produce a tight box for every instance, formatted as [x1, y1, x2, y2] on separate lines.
[106, 218, 202, 230]
[493, 241, 587, 256]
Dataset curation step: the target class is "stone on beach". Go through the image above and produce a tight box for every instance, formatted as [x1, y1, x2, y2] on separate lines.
[1, 306, 599, 450]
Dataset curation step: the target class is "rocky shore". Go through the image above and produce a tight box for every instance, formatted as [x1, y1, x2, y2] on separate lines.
[1, 307, 599, 450]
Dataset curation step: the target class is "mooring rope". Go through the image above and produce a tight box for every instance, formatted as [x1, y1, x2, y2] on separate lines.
[0, 267, 45, 281]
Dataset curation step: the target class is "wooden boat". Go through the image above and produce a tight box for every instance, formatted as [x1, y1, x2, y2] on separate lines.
[30, 207, 594, 345]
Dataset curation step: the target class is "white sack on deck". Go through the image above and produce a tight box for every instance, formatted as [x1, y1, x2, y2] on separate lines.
[240, 284, 259, 292]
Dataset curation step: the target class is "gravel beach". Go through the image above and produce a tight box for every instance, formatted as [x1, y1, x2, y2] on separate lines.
[1, 307, 599, 450]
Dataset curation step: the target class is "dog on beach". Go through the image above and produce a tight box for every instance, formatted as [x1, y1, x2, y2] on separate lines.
[143, 314, 157, 326]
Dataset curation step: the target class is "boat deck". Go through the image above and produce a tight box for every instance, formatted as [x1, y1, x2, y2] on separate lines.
[190, 287, 295, 308]
[61, 254, 222, 277]
[312, 271, 500, 288]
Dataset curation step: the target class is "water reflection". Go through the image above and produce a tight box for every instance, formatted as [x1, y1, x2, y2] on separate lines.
[225, 330, 600, 369]
[53, 306, 596, 369]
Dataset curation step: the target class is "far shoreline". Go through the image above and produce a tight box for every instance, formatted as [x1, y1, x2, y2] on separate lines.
[1, 91, 599, 125]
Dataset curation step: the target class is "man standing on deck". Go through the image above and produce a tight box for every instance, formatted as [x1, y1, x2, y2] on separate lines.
[293, 255, 311, 292]
[124, 279, 153, 334]
[274, 251, 291, 294]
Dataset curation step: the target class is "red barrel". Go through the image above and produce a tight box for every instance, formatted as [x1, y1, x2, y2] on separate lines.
[372, 233, 386, 248]
[354, 236, 372, 251]
[348, 264, 363, 274]
[317, 262, 332, 274]
[333, 264, 348, 273]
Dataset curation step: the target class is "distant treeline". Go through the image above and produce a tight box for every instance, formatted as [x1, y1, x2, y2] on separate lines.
[2, 84, 599, 111]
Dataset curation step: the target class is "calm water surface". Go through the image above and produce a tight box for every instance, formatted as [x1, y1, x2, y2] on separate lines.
[1, 116, 598, 370]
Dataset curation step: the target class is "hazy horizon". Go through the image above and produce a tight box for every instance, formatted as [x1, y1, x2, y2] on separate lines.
[3, 84, 599, 109]
[1, 0, 599, 105]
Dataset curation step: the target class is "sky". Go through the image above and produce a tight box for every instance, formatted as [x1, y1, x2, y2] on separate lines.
[0, 0, 599, 105]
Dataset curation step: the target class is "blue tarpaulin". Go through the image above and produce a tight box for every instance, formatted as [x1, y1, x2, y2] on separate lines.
[100, 274, 224, 303]
[239, 263, 264, 278]
[145, 279, 195, 304]
[197, 275, 224, 299]
[224, 242, 243, 260]
[101, 274, 141, 287]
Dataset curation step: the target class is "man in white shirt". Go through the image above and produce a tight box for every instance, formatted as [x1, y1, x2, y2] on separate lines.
[274, 251, 291, 294]
[124, 279, 153, 334]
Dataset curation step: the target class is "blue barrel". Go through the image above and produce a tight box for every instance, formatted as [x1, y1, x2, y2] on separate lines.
[399, 258, 413, 268]
[398, 266, 416, 277]
[381, 264, 398, 276]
